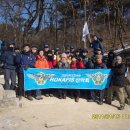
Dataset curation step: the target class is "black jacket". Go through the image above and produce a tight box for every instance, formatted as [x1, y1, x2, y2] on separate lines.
[112, 63, 126, 87]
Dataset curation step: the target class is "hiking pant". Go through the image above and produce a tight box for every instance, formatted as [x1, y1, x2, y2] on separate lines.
[106, 85, 125, 107]
[36, 90, 42, 97]
[18, 73, 32, 97]
[90, 90, 105, 102]
[58, 89, 67, 97]
[71, 89, 80, 98]
[4, 69, 16, 90]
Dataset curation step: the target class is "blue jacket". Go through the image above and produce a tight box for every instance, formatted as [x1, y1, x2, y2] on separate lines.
[15, 51, 36, 73]
[91, 40, 104, 54]
[1, 50, 16, 70]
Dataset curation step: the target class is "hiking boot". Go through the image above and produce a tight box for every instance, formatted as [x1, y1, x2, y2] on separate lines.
[17, 96, 22, 100]
[40, 96, 43, 100]
[87, 99, 94, 102]
[106, 102, 111, 105]
[63, 95, 66, 99]
[98, 101, 103, 105]
[36, 96, 43, 100]
[45, 94, 49, 97]
[71, 96, 74, 99]
[75, 97, 79, 102]
[118, 106, 125, 110]
[49, 94, 54, 97]
[59, 96, 62, 99]
[27, 96, 33, 101]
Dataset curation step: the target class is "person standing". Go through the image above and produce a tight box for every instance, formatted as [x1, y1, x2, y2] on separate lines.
[45, 50, 57, 97]
[31, 45, 38, 57]
[107, 50, 115, 69]
[34, 49, 49, 100]
[16, 44, 35, 100]
[91, 35, 104, 54]
[106, 56, 126, 110]
[2, 41, 16, 90]
[70, 56, 84, 102]
[57, 53, 70, 99]
[88, 55, 107, 105]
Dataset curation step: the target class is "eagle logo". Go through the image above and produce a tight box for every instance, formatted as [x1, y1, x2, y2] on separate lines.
[27, 72, 54, 85]
[86, 72, 109, 85]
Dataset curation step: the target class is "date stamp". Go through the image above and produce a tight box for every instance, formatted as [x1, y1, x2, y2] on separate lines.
[92, 114, 130, 119]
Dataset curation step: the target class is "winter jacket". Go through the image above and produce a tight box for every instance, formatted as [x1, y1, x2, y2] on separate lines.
[112, 63, 127, 87]
[107, 51, 115, 69]
[46, 55, 57, 68]
[94, 63, 107, 69]
[35, 55, 49, 68]
[15, 51, 35, 73]
[57, 61, 70, 69]
[71, 60, 84, 69]
[91, 40, 104, 54]
[2, 50, 16, 70]
[82, 56, 93, 69]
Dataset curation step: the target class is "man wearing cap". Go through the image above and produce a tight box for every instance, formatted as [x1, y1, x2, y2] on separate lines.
[1, 41, 16, 90]
[106, 56, 126, 110]
[44, 44, 49, 58]
[31, 45, 38, 57]
[70, 46, 75, 57]
[92, 48, 103, 64]
[15, 44, 36, 100]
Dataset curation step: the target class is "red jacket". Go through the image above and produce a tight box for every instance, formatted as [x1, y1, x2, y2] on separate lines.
[71, 60, 84, 69]
[47, 60, 57, 68]
[35, 55, 49, 68]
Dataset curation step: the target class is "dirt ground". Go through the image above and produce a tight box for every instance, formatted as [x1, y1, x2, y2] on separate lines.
[0, 77, 130, 130]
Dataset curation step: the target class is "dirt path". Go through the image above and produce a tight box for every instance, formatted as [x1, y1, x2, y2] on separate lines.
[0, 96, 130, 130]
[0, 76, 130, 130]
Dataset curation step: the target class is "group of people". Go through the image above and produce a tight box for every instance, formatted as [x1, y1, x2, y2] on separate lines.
[0, 35, 128, 110]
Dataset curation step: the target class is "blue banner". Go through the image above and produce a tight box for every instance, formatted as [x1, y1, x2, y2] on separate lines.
[24, 69, 112, 91]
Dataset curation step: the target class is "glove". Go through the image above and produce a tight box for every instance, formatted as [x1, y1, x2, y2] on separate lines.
[24, 65, 29, 71]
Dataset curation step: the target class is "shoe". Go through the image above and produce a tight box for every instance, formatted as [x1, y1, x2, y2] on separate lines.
[106, 102, 111, 105]
[87, 99, 94, 102]
[49, 94, 54, 97]
[40, 96, 43, 100]
[118, 106, 125, 110]
[75, 97, 79, 102]
[17, 96, 22, 100]
[45, 94, 49, 97]
[59, 96, 62, 99]
[98, 101, 103, 105]
[36, 96, 43, 100]
[71, 96, 74, 99]
[63, 95, 66, 99]
[27, 96, 33, 101]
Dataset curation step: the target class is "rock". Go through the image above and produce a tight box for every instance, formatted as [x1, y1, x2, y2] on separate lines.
[0, 97, 20, 108]
[0, 84, 4, 100]
[4, 90, 16, 99]
[0, 87, 20, 108]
